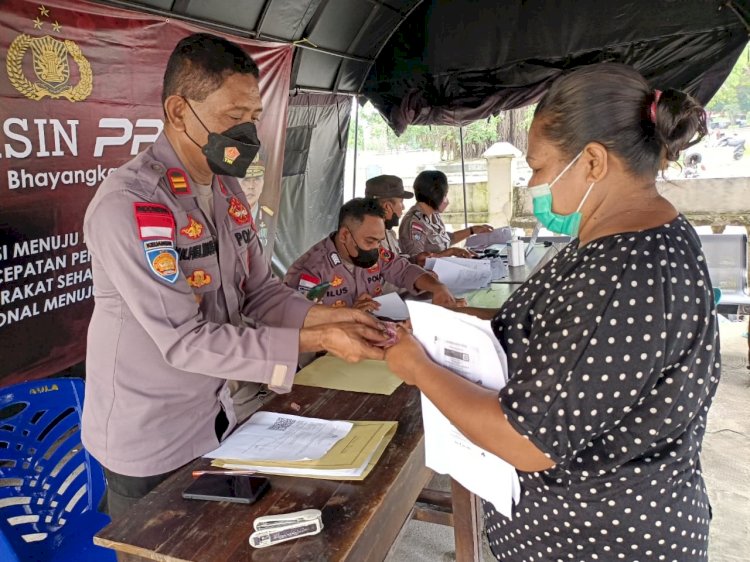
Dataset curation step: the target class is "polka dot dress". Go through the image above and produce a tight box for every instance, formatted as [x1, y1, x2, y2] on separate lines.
[486, 216, 720, 561]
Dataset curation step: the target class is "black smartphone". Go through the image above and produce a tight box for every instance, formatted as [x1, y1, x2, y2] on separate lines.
[182, 474, 271, 504]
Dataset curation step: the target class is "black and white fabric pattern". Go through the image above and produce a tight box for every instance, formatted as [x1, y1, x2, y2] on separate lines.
[486, 215, 720, 561]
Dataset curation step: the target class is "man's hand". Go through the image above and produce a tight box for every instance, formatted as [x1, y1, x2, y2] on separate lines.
[303, 304, 382, 330]
[431, 284, 458, 307]
[384, 325, 431, 384]
[353, 293, 380, 313]
[414, 251, 433, 267]
[321, 322, 387, 362]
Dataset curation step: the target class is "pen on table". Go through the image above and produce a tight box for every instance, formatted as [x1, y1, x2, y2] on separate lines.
[192, 469, 257, 477]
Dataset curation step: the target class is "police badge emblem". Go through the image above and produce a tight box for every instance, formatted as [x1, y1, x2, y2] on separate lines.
[186, 269, 212, 288]
[6, 6, 93, 102]
[228, 197, 251, 225]
[180, 215, 204, 240]
[144, 241, 179, 284]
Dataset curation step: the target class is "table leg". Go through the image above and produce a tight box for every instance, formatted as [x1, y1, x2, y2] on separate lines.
[451, 479, 483, 562]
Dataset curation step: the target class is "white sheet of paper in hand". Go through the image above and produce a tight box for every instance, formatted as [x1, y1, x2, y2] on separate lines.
[372, 292, 409, 320]
[204, 412, 352, 462]
[465, 226, 512, 249]
[406, 300, 520, 518]
[425, 257, 492, 293]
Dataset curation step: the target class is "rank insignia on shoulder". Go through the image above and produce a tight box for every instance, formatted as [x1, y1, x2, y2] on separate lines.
[228, 196, 251, 225]
[144, 243, 179, 284]
[329, 252, 342, 267]
[167, 168, 191, 195]
[186, 269, 212, 288]
[134, 202, 175, 241]
[330, 275, 344, 288]
[180, 215, 204, 240]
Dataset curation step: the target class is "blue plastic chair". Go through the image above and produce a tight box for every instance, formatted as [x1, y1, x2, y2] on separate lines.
[0, 378, 115, 562]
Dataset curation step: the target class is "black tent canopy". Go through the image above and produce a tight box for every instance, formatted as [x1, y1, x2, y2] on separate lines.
[96, 0, 749, 271]
[104, 0, 748, 131]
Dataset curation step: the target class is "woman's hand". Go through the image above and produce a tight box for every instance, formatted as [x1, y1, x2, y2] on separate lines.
[439, 247, 476, 259]
[384, 325, 432, 384]
[471, 224, 494, 235]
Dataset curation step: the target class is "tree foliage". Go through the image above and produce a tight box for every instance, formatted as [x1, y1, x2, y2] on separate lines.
[349, 102, 534, 160]
[707, 45, 750, 120]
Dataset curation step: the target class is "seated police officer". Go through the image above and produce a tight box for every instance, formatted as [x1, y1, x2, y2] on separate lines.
[82, 33, 387, 518]
[365, 174, 433, 268]
[284, 198, 458, 312]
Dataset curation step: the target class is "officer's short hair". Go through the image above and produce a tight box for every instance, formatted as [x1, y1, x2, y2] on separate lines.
[162, 33, 260, 107]
[413, 170, 448, 210]
[338, 198, 385, 230]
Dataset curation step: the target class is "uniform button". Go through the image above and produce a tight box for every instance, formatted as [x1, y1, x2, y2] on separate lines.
[150, 163, 165, 173]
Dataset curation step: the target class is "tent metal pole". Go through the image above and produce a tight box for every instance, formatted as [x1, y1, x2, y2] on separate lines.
[459, 125, 468, 227]
[352, 96, 360, 199]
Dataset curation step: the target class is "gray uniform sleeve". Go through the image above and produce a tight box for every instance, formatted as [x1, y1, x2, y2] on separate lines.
[85, 190, 303, 392]
[398, 215, 428, 257]
[240, 236, 313, 328]
[380, 250, 425, 293]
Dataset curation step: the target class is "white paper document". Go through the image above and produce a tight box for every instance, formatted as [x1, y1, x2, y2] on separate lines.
[204, 412, 352, 462]
[406, 301, 521, 518]
[372, 292, 410, 321]
[425, 257, 492, 293]
[465, 226, 513, 250]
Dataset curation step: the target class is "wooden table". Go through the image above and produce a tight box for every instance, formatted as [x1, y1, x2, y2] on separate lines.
[94, 384, 432, 562]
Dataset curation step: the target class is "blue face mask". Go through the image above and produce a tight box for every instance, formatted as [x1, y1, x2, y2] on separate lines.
[528, 151, 595, 237]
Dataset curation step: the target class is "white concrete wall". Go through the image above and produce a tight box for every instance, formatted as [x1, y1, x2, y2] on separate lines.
[511, 177, 750, 228]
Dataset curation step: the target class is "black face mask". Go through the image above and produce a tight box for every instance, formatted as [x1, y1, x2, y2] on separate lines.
[346, 229, 380, 269]
[384, 213, 400, 229]
[184, 100, 261, 177]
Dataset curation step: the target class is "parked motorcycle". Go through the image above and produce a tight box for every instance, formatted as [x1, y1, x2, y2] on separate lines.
[717, 135, 746, 160]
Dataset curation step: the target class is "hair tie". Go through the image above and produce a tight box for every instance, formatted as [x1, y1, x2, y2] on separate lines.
[650, 90, 662, 124]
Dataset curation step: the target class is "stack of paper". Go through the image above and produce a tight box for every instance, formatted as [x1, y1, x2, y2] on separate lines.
[425, 256, 492, 293]
[294, 355, 403, 396]
[406, 301, 521, 519]
[204, 412, 351, 462]
[465, 227, 512, 250]
[205, 412, 397, 481]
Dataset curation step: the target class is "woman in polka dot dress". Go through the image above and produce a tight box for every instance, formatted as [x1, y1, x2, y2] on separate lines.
[385, 62, 718, 561]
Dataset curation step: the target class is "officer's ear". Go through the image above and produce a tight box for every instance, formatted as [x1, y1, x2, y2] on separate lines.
[164, 95, 188, 131]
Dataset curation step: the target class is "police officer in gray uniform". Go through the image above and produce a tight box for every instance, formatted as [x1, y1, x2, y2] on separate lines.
[399, 170, 493, 259]
[284, 198, 458, 311]
[82, 33, 387, 518]
[364, 174, 411, 256]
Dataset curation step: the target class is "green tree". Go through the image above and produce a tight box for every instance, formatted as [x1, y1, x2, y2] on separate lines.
[707, 44, 750, 120]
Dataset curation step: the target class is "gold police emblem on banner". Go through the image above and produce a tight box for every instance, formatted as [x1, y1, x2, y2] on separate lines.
[6, 5, 93, 102]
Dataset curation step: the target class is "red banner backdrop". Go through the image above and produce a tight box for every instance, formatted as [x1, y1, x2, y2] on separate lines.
[0, 0, 293, 386]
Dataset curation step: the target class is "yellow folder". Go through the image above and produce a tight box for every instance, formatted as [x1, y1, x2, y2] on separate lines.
[211, 420, 397, 481]
[294, 355, 403, 396]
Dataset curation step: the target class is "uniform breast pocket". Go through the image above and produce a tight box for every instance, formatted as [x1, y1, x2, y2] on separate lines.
[230, 225, 256, 277]
[177, 241, 221, 295]
[182, 260, 220, 294]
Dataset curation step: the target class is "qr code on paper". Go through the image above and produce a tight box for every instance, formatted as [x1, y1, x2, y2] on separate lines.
[268, 417, 295, 431]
